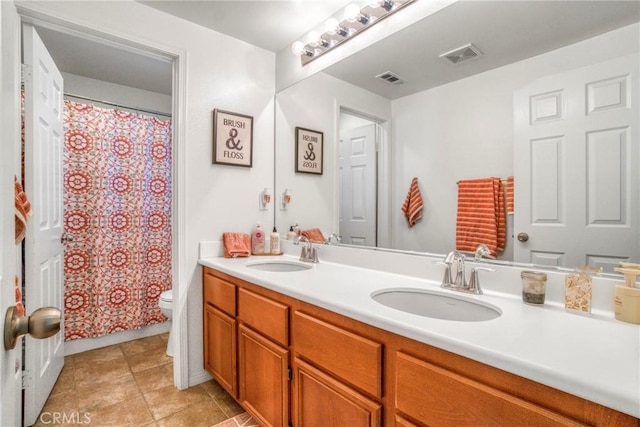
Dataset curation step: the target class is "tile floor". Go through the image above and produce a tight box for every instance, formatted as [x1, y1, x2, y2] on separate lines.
[33, 333, 259, 427]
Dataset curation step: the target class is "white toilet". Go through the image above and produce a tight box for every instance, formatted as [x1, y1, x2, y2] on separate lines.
[159, 289, 173, 357]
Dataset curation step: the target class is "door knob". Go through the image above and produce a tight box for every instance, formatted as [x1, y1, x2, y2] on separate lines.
[60, 234, 74, 243]
[4, 306, 61, 350]
[517, 232, 529, 242]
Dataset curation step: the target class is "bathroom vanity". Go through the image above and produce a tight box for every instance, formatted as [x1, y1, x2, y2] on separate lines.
[199, 245, 640, 426]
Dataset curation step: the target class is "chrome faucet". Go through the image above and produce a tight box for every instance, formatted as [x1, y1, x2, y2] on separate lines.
[325, 233, 341, 245]
[438, 251, 494, 295]
[474, 244, 495, 261]
[294, 235, 319, 263]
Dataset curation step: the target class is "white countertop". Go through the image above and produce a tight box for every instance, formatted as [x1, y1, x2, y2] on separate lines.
[199, 252, 640, 418]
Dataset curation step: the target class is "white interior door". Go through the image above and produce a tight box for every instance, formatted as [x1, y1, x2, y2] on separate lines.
[339, 124, 377, 246]
[23, 23, 65, 426]
[514, 54, 639, 272]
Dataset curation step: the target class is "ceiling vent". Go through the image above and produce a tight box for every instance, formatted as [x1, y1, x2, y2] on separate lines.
[375, 70, 406, 86]
[439, 43, 482, 64]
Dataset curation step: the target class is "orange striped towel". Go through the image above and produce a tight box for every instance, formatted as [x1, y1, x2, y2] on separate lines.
[223, 233, 251, 258]
[505, 176, 514, 214]
[455, 177, 506, 257]
[401, 177, 424, 227]
[15, 176, 31, 245]
[14, 276, 24, 317]
[301, 228, 325, 243]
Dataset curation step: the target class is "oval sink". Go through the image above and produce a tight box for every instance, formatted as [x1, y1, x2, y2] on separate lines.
[372, 288, 501, 322]
[245, 260, 312, 272]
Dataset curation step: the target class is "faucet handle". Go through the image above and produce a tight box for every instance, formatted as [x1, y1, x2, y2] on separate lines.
[468, 266, 495, 294]
[310, 247, 319, 263]
[434, 260, 454, 287]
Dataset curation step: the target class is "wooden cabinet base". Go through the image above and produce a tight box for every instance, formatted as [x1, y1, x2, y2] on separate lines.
[202, 266, 639, 427]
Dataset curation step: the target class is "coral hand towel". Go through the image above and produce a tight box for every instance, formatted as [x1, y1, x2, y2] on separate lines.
[301, 228, 325, 243]
[401, 177, 424, 227]
[455, 178, 506, 257]
[15, 176, 31, 244]
[223, 233, 251, 258]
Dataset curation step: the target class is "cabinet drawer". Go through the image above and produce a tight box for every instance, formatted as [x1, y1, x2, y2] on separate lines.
[203, 271, 236, 316]
[395, 351, 585, 426]
[238, 288, 289, 346]
[293, 311, 382, 399]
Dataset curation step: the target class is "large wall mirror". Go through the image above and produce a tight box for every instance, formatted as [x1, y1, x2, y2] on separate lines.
[275, 1, 640, 274]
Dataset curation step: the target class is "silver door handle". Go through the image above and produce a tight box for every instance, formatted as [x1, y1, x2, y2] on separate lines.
[517, 232, 529, 242]
[4, 306, 61, 350]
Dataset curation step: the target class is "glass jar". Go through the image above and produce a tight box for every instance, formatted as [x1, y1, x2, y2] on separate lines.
[521, 271, 547, 305]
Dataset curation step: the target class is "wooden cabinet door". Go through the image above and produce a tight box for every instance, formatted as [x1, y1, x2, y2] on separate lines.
[292, 358, 381, 427]
[238, 324, 289, 427]
[204, 304, 237, 397]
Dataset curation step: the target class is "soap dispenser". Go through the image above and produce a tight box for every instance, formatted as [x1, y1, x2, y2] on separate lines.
[287, 226, 296, 240]
[270, 226, 281, 254]
[613, 265, 640, 324]
[251, 223, 265, 255]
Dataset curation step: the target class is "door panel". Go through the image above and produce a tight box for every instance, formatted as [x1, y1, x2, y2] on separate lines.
[339, 124, 377, 246]
[514, 54, 639, 271]
[23, 23, 65, 426]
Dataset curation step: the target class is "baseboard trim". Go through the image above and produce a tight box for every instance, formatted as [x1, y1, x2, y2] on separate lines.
[64, 322, 171, 356]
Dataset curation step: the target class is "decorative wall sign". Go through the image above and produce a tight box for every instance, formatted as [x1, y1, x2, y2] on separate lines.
[213, 109, 253, 167]
[295, 127, 323, 175]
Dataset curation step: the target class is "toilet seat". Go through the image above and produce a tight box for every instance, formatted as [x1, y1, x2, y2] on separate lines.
[160, 289, 172, 303]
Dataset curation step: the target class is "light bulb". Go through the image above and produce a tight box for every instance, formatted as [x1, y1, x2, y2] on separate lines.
[345, 4, 361, 22]
[325, 18, 340, 34]
[369, 0, 394, 10]
[325, 17, 349, 37]
[291, 41, 306, 56]
[308, 31, 321, 47]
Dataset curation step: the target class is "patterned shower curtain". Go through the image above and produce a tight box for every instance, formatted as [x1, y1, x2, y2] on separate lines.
[62, 100, 172, 340]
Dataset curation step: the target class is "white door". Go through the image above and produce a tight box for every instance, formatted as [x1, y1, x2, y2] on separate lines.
[514, 54, 639, 272]
[339, 124, 377, 246]
[23, 23, 65, 426]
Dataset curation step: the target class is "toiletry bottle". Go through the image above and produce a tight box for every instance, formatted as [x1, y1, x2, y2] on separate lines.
[294, 222, 301, 237]
[287, 226, 296, 240]
[251, 223, 264, 255]
[270, 227, 280, 254]
[613, 267, 640, 324]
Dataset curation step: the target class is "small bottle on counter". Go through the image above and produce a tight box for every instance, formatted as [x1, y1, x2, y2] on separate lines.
[613, 265, 640, 324]
[287, 226, 297, 240]
[270, 227, 281, 254]
[251, 223, 264, 255]
[521, 271, 547, 305]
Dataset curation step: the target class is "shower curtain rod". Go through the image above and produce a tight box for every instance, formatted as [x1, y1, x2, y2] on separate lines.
[64, 93, 172, 118]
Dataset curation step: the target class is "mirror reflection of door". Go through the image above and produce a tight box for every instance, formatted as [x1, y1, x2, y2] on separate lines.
[339, 111, 378, 246]
[514, 54, 639, 273]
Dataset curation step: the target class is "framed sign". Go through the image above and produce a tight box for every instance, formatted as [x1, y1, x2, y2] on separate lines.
[295, 127, 323, 175]
[213, 109, 253, 167]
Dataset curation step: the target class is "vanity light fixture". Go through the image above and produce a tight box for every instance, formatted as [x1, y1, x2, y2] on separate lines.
[260, 188, 272, 211]
[281, 188, 292, 211]
[291, 0, 415, 66]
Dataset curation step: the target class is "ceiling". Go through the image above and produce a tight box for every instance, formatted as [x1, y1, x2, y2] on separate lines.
[323, 0, 640, 99]
[36, 1, 640, 99]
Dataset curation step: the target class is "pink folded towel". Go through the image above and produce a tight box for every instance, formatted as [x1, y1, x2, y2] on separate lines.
[301, 228, 325, 243]
[401, 177, 424, 227]
[223, 233, 251, 258]
[15, 176, 31, 244]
